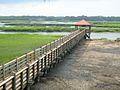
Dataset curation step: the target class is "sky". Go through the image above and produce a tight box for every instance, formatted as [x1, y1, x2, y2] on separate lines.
[0, 0, 120, 16]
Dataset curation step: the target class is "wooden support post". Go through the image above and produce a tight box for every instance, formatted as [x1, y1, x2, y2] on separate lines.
[48, 54, 50, 66]
[12, 72, 16, 90]
[54, 50, 55, 61]
[44, 56, 47, 75]
[37, 60, 40, 82]
[50, 52, 53, 68]
[52, 50, 56, 67]
[54, 50, 56, 60]
[21, 72, 24, 90]
[33, 64, 35, 80]
[41, 58, 43, 72]
[26, 64, 30, 90]
[26, 63, 34, 90]
[3, 84, 6, 90]
[56, 49, 59, 63]
[42, 47, 44, 55]
[47, 54, 51, 72]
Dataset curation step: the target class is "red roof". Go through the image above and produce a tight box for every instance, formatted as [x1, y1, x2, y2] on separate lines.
[75, 19, 91, 26]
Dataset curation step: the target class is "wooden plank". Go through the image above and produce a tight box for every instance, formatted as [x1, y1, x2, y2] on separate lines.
[0, 76, 14, 86]
[0, 86, 3, 90]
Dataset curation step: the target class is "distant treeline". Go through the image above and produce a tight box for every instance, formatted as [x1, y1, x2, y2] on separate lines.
[0, 16, 120, 21]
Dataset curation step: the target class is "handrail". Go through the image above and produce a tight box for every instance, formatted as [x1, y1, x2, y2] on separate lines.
[0, 30, 86, 90]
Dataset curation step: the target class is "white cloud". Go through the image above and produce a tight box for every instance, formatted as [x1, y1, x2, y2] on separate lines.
[0, 0, 120, 16]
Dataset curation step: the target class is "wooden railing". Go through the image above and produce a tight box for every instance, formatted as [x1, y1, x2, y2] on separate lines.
[0, 30, 86, 90]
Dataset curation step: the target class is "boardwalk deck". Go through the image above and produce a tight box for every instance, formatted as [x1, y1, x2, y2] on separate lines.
[0, 30, 86, 90]
[32, 40, 120, 90]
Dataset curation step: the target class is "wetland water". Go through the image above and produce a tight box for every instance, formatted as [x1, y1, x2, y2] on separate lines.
[0, 23, 5, 26]
[91, 32, 120, 40]
[0, 31, 120, 40]
[0, 31, 70, 35]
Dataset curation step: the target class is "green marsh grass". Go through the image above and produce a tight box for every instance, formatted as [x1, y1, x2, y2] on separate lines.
[91, 27, 120, 32]
[0, 25, 120, 32]
[0, 34, 61, 64]
[0, 26, 74, 32]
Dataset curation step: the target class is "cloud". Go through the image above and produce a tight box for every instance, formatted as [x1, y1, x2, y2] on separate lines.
[0, 0, 120, 16]
[0, 0, 50, 4]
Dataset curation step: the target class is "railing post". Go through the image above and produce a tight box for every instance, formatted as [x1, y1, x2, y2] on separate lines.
[43, 47, 45, 55]
[39, 47, 42, 56]
[45, 45, 47, 53]
[34, 49, 36, 61]
[16, 57, 18, 72]
[26, 53, 28, 64]
[54, 41, 55, 49]
[50, 43, 52, 51]
[2, 64, 5, 80]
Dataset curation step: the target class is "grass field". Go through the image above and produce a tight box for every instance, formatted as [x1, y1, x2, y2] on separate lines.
[91, 27, 120, 32]
[0, 34, 61, 64]
[1, 20, 120, 32]
[94, 23, 120, 27]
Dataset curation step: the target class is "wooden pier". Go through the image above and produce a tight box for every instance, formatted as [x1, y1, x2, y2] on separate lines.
[0, 30, 86, 90]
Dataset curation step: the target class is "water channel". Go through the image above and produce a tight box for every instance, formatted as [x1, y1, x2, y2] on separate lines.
[0, 31, 120, 40]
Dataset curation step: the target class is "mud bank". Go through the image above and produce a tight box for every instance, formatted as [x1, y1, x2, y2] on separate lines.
[32, 40, 120, 90]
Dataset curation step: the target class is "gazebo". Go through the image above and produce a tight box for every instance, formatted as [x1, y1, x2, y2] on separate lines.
[75, 19, 91, 39]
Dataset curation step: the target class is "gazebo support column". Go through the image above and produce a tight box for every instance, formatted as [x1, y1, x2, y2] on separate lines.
[86, 26, 91, 39]
[75, 26, 78, 30]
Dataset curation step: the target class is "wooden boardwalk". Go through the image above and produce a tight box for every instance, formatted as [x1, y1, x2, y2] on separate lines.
[0, 30, 86, 90]
[32, 40, 120, 90]
[1, 29, 120, 90]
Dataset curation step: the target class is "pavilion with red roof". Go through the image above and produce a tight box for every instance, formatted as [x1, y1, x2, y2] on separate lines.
[74, 19, 91, 39]
[75, 19, 91, 26]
